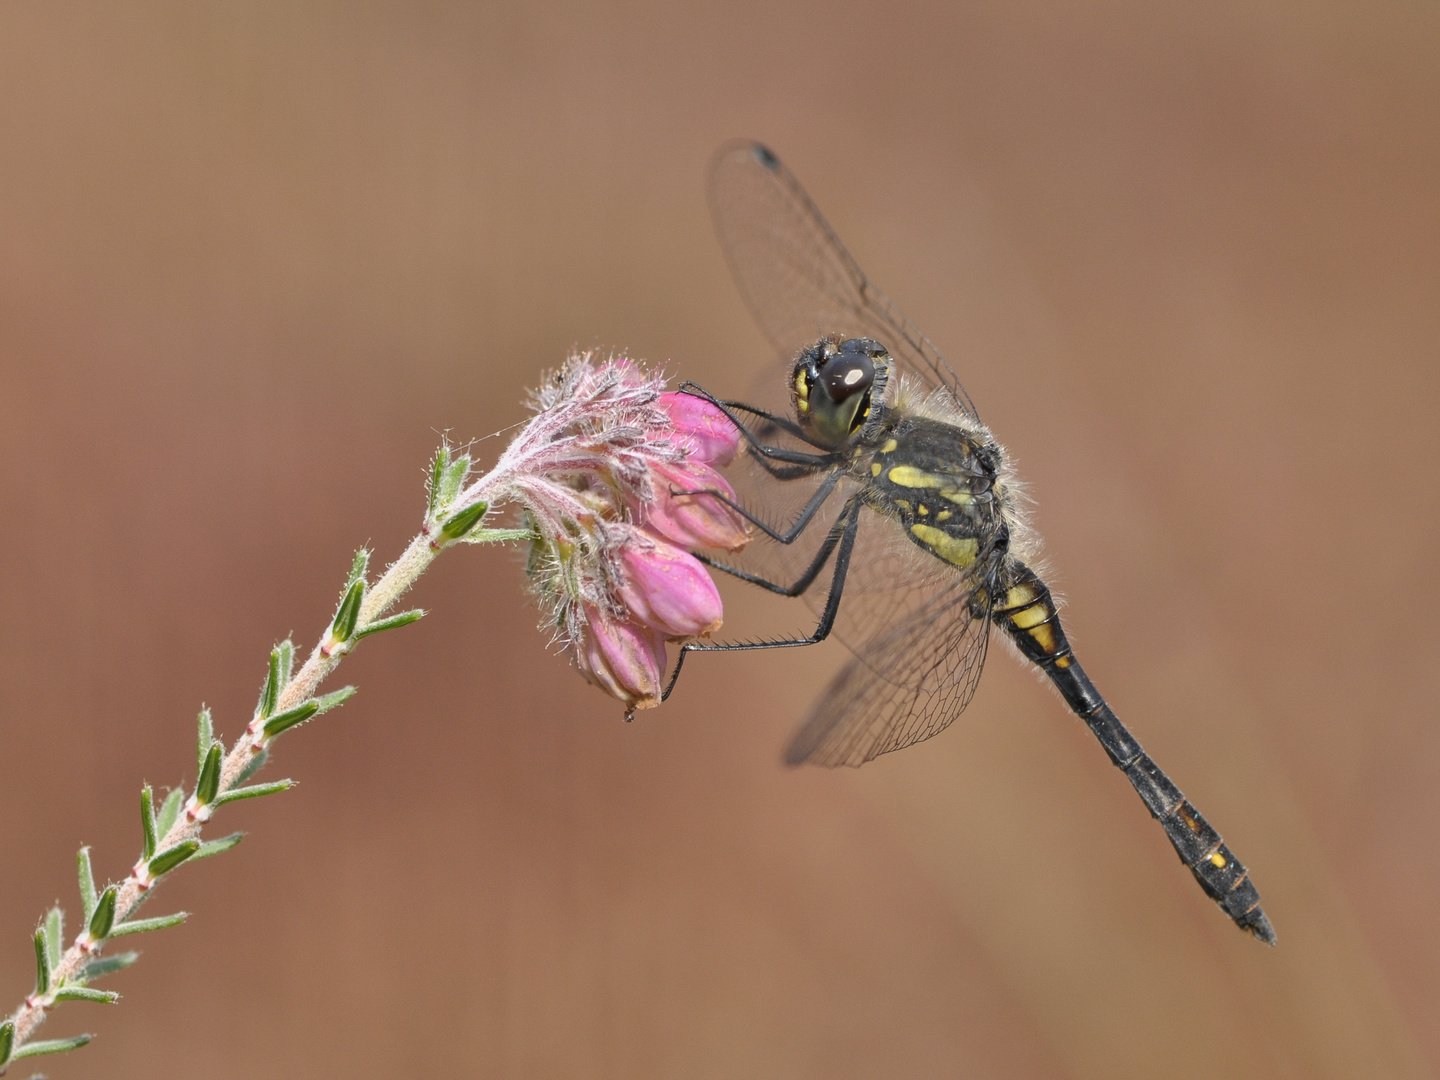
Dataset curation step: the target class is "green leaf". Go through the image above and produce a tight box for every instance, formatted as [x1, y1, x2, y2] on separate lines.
[196, 708, 213, 776]
[330, 578, 365, 644]
[213, 779, 293, 806]
[195, 743, 223, 806]
[257, 650, 280, 722]
[313, 686, 356, 715]
[439, 500, 488, 541]
[51, 987, 117, 1005]
[155, 787, 184, 839]
[192, 832, 244, 861]
[438, 451, 471, 509]
[33, 927, 50, 996]
[88, 888, 117, 941]
[108, 912, 186, 938]
[355, 609, 425, 640]
[345, 547, 371, 591]
[276, 638, 295, 689]
[147, 840, 199, 878]
[427, 445, 449, 517]
[140, 785, 157, 860]
[76, 848, 97, 924]
[461, 526, 533, 545]
[44, 908, 63, 973]
[261, 700, 320, 740]
[234, 746, 269, 785]
[12, 1035, 92, 1060]
[0, 1018, 13, 1067]
[80, 952, 138, 982]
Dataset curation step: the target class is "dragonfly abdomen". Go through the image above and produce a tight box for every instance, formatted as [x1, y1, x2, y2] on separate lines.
[993, 563, 1276, 944]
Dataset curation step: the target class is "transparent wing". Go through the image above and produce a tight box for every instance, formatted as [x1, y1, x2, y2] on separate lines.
[708, 139, 979, 421]
[784, 570, 993, 768]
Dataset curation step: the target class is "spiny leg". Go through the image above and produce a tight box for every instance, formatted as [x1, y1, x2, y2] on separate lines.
[661, 494, 862, 701]
[672, 467, 843, 545]
[992, 562, 1275, 945]
[697, 493, 852, 598]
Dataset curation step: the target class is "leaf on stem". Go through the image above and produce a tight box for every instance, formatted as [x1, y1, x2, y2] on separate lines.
[344, 548, 371, 592]
[88, 888, 117, 941]
[276, 638, 295, 689]
[80, 952, 138, 982]
[147, 841, 199, 878]
[213, 779, 293, 806]
[140, 785, 158, 860]
[437, 449, 471, 511]
[195, 743, 223, 806]
[196, 708, 213, 776]
[43, 908, 63, 974]
[330, 578, 365, 644]
[256, 650, 281, 722]
[50, 987, 117, 1005]
[427, 445, 448, 517]
[261, 701, 319, 740]
[439, 500, 488, 541]
[33, 927, 50, 996]
[0, 1018, 12, 1067]
[313, 687, 355, 715]
[11, 1035, 92, 1060]
[76, 847, 97, 924]
[355, 609, 425, 640]
[192, 833, 244, 861]
[108, 912, 186, 938]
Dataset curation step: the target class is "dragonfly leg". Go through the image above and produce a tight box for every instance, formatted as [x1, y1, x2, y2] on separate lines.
[992, 562, 1275, 945]
[661, 494, 861, 701]
[671, 468, 842, 545]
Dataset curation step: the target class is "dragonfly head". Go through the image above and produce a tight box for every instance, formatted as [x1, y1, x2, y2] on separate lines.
[792, 337, 890, 448]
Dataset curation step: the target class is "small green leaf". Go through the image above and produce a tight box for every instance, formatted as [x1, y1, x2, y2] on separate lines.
[196, 708, 213, 776]
[140, 785, 157, 860]
[235, 746, 269, 785]
[313, 686, 356, 715]
[147, 841, 200, 878]
[44, 908, 63, 973]
[276, 638, 295, 689]
[33, 927, 50, 996]
[261, 701, 320, 740]
[462, 526, 533, 545]
[355, 609, 425, 640]
[80, 952, 138, 981]
[195, 743, 223, 806]
[193, 832, 244, 861]
[214, 779, 293, 806]
[0, 1018, 13, 1067]
[51, 987, 117, 1005]
[345, 547, 371, 590]
[76, 848, 97, 924]
[438, 452, 471, 508]
[330, 578, 365, 644]
[12, 1035, 92, 1060]
[108, 912, 186, 938]
[256, 650, 280, 722]
[427, 445, 449, 517]
[155, 788, 184, 839]
[439, 500, 488, 540]
[88, 888, 117, 941]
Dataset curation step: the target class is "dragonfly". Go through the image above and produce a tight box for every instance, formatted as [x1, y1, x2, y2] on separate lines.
[665, 140, 1274, 944]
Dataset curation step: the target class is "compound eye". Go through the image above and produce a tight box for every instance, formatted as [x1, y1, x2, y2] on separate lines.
[819, 353, 875, 404]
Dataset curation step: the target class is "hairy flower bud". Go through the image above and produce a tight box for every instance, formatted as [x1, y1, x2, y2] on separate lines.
[573, 606, 668, 710]
[659, 392, 741, 466]
[617, 534, 724, 639]
[643, 459, 749, 552]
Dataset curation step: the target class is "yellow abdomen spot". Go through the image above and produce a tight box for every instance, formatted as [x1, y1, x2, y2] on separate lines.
[909, 524, 978, 568]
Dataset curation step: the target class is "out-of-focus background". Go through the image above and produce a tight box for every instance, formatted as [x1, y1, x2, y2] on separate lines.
[1, 2, 1436, 1077]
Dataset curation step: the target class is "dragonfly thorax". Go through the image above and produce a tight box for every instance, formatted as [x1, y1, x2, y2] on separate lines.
[791, 337, 891, 448]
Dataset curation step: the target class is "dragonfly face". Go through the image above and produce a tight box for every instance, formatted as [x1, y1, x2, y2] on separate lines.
[662, 140, 1275, 945]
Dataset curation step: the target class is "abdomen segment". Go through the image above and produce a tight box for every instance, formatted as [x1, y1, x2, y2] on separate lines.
[993, 563, 1275, 944]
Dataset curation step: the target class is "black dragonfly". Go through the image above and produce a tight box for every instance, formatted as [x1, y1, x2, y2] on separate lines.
[665, 140, 1273, 944]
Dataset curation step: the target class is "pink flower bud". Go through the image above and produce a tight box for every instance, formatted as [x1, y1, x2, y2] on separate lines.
[618, 535, 724, 639]
[643, 459, 750, 552]
[659, 392, 741, 466]
[574, 606, 668, 711]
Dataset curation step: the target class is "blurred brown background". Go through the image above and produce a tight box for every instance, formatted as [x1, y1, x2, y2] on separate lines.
[1, 2, 1437, 1077]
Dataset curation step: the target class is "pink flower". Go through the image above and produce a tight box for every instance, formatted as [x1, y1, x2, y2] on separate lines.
[659, 391, 741, 466]
[617, 534, 723, 639]
[643, 458, 749, 552]
[574, 606, 668, 711]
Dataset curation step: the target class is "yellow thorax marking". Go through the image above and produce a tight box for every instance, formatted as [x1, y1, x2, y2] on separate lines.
[940, 489, 972, 506]
[880, 438, 899, 453]
[916, 504, 928, 516]
[935, 510, 952, 521]
[887, 464, 945, 488]
[871, 462, 882, 476]
[909, 524, 978, 568]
